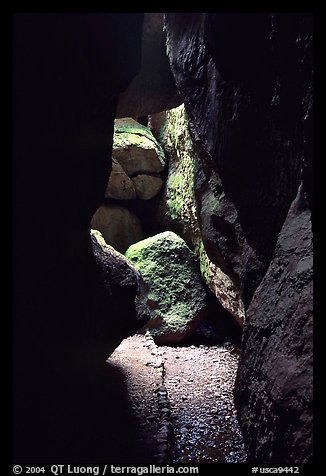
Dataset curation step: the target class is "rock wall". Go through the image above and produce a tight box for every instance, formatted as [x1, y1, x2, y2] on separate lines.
[13, 13, 145, 462]
[164, 13, 313, 463]
[116, 13, 181, 117]
[13, 12, 313, 464]
[234, 185, 313, 463]
[149, 105, 244, 325]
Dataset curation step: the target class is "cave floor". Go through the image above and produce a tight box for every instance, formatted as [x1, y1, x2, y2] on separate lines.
[108, 333, 247, 464]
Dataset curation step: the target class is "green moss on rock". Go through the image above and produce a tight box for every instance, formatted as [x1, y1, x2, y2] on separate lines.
[162, 105, 199, 234]
[151, 104, 244, 323]
[113, 118, 166, 174]
[125, 231, 207, 343]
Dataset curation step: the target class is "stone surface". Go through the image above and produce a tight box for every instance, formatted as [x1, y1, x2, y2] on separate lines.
[105, 158, 136, 200]
[132, 174, 164, 200]
[164, 13, 313, 463]
[116, 13, 182, 118]
[113, 118, 166, 176]
[165, 13, 312, 283]
[149, 105, 245, 325]
[234, 185, 313, 463]
[91, 203, 143, 254]
[125, 231, 207, 344]
[90, 229, 153, 338]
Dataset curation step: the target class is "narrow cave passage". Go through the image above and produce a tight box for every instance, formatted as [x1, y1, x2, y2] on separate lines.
[13, 12, 313, 466]
[89, 105, 247, 463]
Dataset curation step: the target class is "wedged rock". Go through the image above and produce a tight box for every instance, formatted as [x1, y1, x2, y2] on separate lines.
[132, 174, 164, 200]
[113, 118, 166, 176]
[125, 231, 207, 344]
[105, 158, 136, 200]
[234, 184, 313, 464]
[116, 13, 182, 118]
[90, 229, 153, 344]
[91, 203, 143, 253]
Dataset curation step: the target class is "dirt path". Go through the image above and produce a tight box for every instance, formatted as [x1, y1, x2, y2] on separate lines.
[109, 333, 247, 464]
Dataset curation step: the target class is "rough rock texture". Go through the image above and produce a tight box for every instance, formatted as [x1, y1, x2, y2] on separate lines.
[105, 158, 136, 200]
[14, 13, 144, 462]
[91, 203, 144, 254]
[149, 105, 244, 325]
[91, 229, 153, 341]
[164, 13, 313, 463]
[234, 185, 313, 463]
[125, 231, 207, 344]
[116, 13, 182, 118]
[132, 174, 164, 200]
[165, 13, 312, 305]
[113, 118, 166, 176]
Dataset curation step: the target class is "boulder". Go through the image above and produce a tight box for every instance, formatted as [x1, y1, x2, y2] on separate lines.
[125, 231, 207, 344]
[113, 118, 166, 176]
[132, 174, 164, 200]
[91, 203, 143, 253]
[90, 229, 154, 341]
[105, 158, 136, 200]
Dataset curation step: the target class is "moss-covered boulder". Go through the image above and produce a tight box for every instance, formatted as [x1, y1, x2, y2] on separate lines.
[125, 231, 207, 343]
[113, 118, 166, 176]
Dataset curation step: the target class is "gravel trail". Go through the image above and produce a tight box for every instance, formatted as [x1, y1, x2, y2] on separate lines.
[109, 333, 247, 463]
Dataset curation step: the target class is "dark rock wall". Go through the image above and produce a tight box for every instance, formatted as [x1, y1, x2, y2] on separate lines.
[165, 13, 312, 305]
[164, 13, 313, 463]
[13, 13, 144, 462]
[234, 185, 313, 463]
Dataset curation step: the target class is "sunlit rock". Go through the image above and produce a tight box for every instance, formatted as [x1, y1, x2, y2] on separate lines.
[125, 231, 207, 343]
[105, 158, 136, 200]
[113, 118, 166, 176]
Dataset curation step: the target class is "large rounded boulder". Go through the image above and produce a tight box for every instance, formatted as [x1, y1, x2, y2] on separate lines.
[91, 203, 144, 254]
[125, 231, 207, 343]
[113, 118, 166, 176]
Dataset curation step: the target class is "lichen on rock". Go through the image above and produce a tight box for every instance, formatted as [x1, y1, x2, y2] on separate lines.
[113, 118, 166, 176]
[125, 231, 207, 344]
[150, 104, 245, 323]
